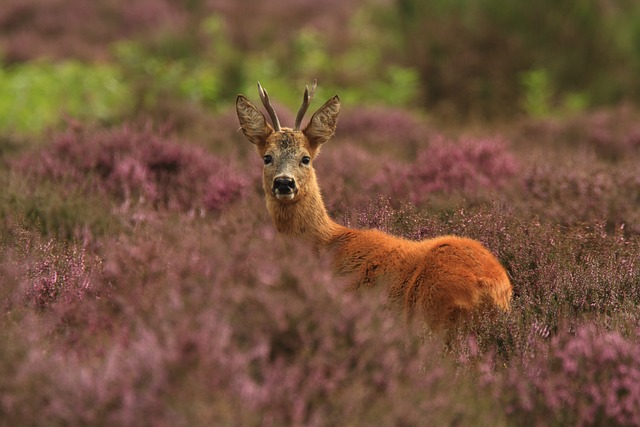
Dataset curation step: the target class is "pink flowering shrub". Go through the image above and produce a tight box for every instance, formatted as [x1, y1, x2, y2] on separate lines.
[315, 143, 384, 209]
[13, 123, 256, 213]
[0, 197, 636, 425]
[512, 110, 640, 233]
[337, 107, 431, 153]
[2, 102, 640, 425]
[581, 107, 640, 160]
[517, 105, 640, 162]
[522, 154, 640, 233]
[206, 0, 359, 51]
[24, 240, 99, 308]
[0, 0, 188, 61]
[2, 191, 638, 425]
[0, 209, 496, 426]
[491, 325, 640, 426]
[412, 136, 518, 194]
[0, 226, 103, 310]
[371, 135, 519, 205]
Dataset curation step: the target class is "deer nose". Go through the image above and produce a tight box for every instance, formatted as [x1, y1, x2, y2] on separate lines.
[273, 176, 296, 194]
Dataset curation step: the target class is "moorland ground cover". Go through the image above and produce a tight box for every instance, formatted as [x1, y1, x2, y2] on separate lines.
[1, 1, 640, 425]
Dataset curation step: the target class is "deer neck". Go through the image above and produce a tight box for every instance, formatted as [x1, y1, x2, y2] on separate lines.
[266, 178, 345, 247]
[265, 175, 411, 292]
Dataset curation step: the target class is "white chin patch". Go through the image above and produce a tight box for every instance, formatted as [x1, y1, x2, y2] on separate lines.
[275, 192, 295, 201]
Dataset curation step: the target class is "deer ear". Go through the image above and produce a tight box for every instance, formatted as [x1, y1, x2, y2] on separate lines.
[236, 95, 274, 146]
[303, 95, 340, 148]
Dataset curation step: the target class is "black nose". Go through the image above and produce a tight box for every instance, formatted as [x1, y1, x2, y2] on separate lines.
[273, 177, 296, 193]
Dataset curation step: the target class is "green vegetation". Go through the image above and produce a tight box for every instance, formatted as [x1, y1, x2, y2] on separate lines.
[1, 0, 640, 134]
[0, 61, 129, 134]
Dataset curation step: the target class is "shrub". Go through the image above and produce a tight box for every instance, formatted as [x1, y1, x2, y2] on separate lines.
[12, 123, 256, 213]
[1, 171, 639, 425]
[0, 61, 130, 134]
[579, 107, 640, 161]
[515, 105, 640, 162]
[0, 225, 103, 311]
[387, 0, 640, 118]
[0, 207, 504, 426]
[337, 107, 430, 155]
[522, 155, 640, 234]
[491, 324, 640, 426]
[0, 0, 188, 61]
[371, 135, 518, 205]
[314, 143, 384, 210]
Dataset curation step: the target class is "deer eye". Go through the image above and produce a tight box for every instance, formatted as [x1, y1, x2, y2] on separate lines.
[301, 156, 311, 165]
[263, 155, 273, 165]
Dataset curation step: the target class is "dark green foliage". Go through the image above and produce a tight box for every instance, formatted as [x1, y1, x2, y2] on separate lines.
[388, 0, 640, 118]
[4, 0, 639, 121]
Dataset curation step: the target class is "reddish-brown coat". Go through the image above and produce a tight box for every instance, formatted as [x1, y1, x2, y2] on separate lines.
[236, 85, 512, 330]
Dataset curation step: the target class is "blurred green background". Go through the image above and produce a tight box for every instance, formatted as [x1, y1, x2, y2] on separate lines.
[1, 0, 639, 134]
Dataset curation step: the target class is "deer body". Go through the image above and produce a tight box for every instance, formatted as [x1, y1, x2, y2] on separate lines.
[236, 82, 512, 330]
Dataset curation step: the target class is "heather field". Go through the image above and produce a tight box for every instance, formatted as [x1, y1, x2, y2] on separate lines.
[2, 1, 640, 426]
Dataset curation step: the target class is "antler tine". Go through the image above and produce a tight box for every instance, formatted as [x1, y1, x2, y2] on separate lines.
[294, 79, 317, 130]
[257, 82, 281, 131]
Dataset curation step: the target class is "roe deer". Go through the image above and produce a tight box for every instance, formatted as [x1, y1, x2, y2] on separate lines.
[236, 81, 512, 330]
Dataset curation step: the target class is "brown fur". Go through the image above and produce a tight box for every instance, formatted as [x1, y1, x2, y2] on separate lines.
[236, 88, 512, 330]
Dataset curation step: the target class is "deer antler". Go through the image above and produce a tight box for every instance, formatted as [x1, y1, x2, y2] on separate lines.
[294, 79, 317, 130]
[257, 82, 281, 131]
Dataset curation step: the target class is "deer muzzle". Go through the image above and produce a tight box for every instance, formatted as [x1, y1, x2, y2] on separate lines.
[273, 176, 297, 200]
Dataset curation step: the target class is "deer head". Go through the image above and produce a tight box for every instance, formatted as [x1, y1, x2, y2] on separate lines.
[236, 81, 340, 204]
